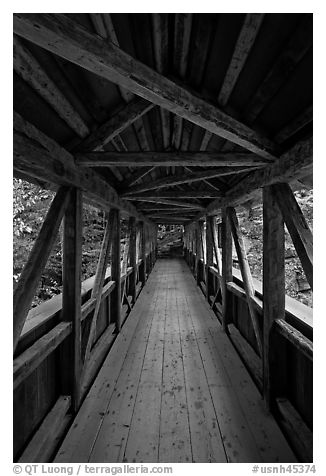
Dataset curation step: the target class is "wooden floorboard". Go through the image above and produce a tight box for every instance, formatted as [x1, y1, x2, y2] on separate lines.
[55, 259, 296, 463]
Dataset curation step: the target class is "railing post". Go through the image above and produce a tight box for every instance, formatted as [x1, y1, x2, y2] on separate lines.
[140, 221, 146, 285]
[111, 209, 121, 332]
[61, 187, 82, 412]
[263, 186, 286, 410]
[205, 216, 214, 302]
[221, 207, 233, 333]
[128, 216, 137, 305]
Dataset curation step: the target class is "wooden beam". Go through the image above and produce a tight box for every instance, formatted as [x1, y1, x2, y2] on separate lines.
[134, 191, 221, 199]
[61, 188, 83, 412]
[75, 97, 154, 152]
[228, 207, 263, 356]
[199, 137, 313, 218]
[14, 322, 71, 390]
[76, 151, 268, 167]
[274, 105, 312, 145]
[129, 197, 204, 210]
[111, 209, 121, 331]
[152, 14, 171, 149]
[274, 319, 312, 361]
[13, 13, 279, 161]
[276, 398, 312, 462]
[140, 222, 146, 285]
[205, 217, 214, 302]
[13, 186, 70, 353]
[122, 166, 260, 195]
[13, 112, 151, 223]
[272, 183, 313, 290]
[244, 15, 312, 125]
[128, 217, 137, 305]
[13, 36, 89, 138]
[121, 167, 156, 189]
[263, 186, 285, 410]
[221, 208, 233, 332]
[18, 396, 71, 463]
[82, 211, 115, 369]
[218, 14, 265, 106]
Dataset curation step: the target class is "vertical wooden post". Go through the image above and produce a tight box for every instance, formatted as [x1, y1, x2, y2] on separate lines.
[195, 222, 200, 285]
[61, 188, 82, 412]
[221, 208, 233, 333]
[111, 209, 121, 332]
[129, 217, 137, 305]
[140, 221, 146, 284]
[263, 186, 286, 410]
[205, 216, 214, 302]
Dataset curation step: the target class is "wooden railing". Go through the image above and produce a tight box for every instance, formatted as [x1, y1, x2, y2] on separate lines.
[13, 250, 156, 462]
[184, 248, 313, 462]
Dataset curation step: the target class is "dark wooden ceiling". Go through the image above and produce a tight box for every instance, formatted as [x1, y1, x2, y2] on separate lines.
[13, 13, 313, 224]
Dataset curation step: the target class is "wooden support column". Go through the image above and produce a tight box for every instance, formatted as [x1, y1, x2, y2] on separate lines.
[61, 188, 82, 412]
[128, 217, 137, 304]
[263, 186, 285, 410]
[205, 216, 214, 301]
[111, 209, 121, 332]
[228, 207, 263, 356]
[195, 222, 201, 285]
[140, 221, 146, 285]
[221, 208, 233, 333]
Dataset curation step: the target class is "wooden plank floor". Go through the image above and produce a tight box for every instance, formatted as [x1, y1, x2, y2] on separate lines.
[55, 259, 296, 463]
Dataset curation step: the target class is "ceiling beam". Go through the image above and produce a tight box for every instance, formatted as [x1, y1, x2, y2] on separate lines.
[122, 166, 261, 195]
[131, 191, 222, 199]
[75, 151, 268, 167]
[128, 197, 204, 210]
[13, 112, 152, 224]
[190, 136, 312, 221]
[13, 13, 279, 161]
[13, 35, 90, 139]
[75, 97, 154, 152]
[218, 14, 265, 107]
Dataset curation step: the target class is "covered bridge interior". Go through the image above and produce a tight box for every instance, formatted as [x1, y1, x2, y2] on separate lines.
[13, 13, 313, 463]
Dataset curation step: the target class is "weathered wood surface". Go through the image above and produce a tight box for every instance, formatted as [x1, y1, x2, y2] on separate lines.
[218, 14, 265, 106]
[263, 186, 285, 409]
[111, 209, 122, 331]
[76, 151, 268, 167]
[61, 188, 82, 411]
[55, 260, 296, 463]
[13, 186, 70, 352]
[227, 207, 263, 356]
[19, 396, 71, 463]
[188, 137, 313, 220]
[14, 322, 71, 390]
[13, 36, 90, 138]
[13, 113, 152, 223]
[13, 13, 279, 161]
[276, 398, 313, 462]
[122, 166, 260, 195]
[221, 208, 233, 332]
[274, 319, 312, 361]
[75, 97, 154, 152]
[272, 183, 313, 290]
[82, 211, 115, 368]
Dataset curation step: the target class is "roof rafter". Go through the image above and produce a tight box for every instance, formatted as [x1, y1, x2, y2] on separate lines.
[13, 13, 280, 161]
[122, 166, 261, 195]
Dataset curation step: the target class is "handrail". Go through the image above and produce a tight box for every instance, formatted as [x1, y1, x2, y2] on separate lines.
[207, 261, 312, 339]
[18, 259, 145, 353]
